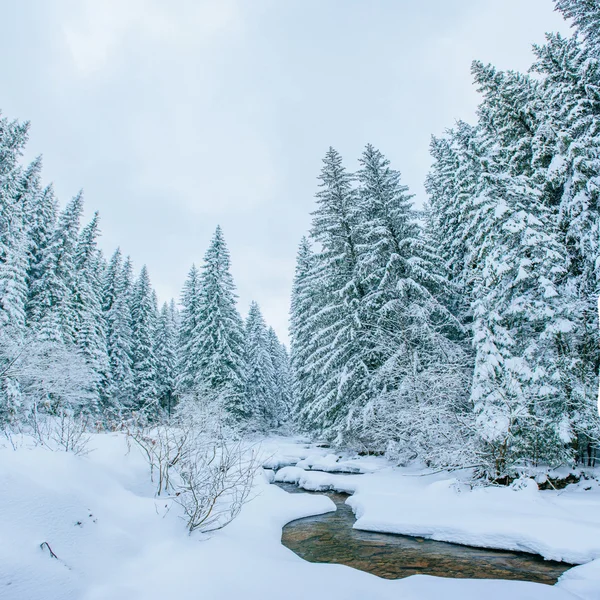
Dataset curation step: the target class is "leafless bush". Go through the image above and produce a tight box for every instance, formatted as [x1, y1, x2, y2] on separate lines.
[30, 405, 92, 455]
[176, 437, 259, 533]
[127, 393, 259, 533]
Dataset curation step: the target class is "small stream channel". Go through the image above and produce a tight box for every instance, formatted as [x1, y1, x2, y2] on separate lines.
[276, 481, 574, 585]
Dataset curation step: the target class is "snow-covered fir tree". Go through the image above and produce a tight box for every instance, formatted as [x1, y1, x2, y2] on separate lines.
[194, 226, 246, 416]
[354, 145, 471, 461]
[130, 265, 159, 412]
[177, 264, 202, 395]
[243, 301, 278, 429]
[102, 250, 135, 416]
[72, 213, 109, 409]
[156, 300, 178, 415]
[298, 148, 368, 442]
[0, 116, 30, 335]
[289, 237, 319, 422]
[266, 326, 293, 423]
[27, 192, 84, 345]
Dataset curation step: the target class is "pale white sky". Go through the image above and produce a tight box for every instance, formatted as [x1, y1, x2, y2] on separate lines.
[1, 0, 571, 343]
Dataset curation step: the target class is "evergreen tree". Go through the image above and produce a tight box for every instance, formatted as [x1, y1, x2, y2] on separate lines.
[130, 265, 159, 412]
[26, 183, 57, 320]
[355, 145, 469, 454]
[469, 166, 577, 476]
[73, 213, 109, 409]
[300, 148, 366, 441]
[27, 192, 84, 344]
[177, 264, 201, 394]
[530, 30, 600, 463]
[244, 302, 277, 428]
[289, 237, 318, 419]
[555, 0, 600, 50]
[156, 300, 178, 415]
[0, 117, 30, 334]
[425, 121, 483, 311]
[103, 250, 135, 414]
[267, 326, 293, 422]
[194, 227, 246, 414]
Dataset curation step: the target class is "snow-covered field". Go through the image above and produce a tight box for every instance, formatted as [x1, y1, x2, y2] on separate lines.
[1, 433, 599, 600]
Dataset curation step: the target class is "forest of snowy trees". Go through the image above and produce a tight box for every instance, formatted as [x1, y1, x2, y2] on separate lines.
[1, 0, 599, 483]
[289, 0, 600, 478]
[0, 122, 292, 433]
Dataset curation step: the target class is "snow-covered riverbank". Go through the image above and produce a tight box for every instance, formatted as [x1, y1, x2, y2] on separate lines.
[1, 433, 599, 599]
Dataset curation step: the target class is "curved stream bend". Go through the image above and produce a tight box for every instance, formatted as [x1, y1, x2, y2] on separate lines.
[276, 481, 573, 585]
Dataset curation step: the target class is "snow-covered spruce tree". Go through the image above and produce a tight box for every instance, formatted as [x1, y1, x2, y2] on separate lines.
[471, 61, 544, 180]
[156, 300, 178, 416]
[554, 0, 600, 51]
[73, 213, 109, 410]
[468, 162, 579, 478]
[243, 301, 278, 430]
[27, 192, 84, 345]
[289, 237, 320, 423]
[470, 45, 600, 471]
[130, 265, 159, 413]
[177, 264, 202, 395]
[530, 30, 600, 462]
[0, 115, 31, 420]
[267, 326, 293, 422]
[355, 145, 472, 463]
[0, 117, 30, 335]
[299, 148, 368, 442]
[425, 121, 483, 317]
[102, 250, 135, 416]
[194, 226, 246, 418]
[25, 183, 57, 317]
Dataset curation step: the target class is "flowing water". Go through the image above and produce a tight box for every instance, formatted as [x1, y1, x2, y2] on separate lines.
[276, 482, 574, 584]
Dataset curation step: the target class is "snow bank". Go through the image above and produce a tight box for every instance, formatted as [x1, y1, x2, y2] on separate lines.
[269, 440, 600, 565]
[557, 559, 600, 600]
[347, 472, 600, 564]
[0, 433, 596, 600]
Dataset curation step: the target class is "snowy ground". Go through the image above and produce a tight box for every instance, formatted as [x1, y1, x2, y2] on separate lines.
[1, 433, 599, 600]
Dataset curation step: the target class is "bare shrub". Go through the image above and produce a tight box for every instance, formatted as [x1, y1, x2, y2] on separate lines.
[175, 436, 258, 533]
[29, 406, 91, 455]
[127, 392, 259, 533]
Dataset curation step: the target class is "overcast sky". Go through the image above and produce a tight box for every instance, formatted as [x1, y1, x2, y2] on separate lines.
[1, 0, 571, 343]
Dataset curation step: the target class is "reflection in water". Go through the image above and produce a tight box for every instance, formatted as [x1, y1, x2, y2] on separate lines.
[277, 482, 573, 584]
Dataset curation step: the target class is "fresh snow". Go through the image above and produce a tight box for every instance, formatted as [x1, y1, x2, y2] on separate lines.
[275, 464, 600, 564]
[2, 434, 599, 600]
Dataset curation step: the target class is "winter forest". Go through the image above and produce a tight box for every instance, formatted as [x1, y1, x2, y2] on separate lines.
[3, 0, 598, 480]
[2, 1, 600, 598]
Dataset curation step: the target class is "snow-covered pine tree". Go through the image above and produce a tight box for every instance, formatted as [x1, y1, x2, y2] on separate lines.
[73, 213, 109, 410]
[0, 117, 30, 334]
[102, 250, 135, 415]
[355, 144, 470, 460]
[25, 183, 57, 321]
[130, 265, 159, 413]
[243, 301, 278, 429]
[0, 115, 30, 420]
[27, 192, 84, 345]
[177, 264, 202, 395]
[289, 237, 319, 423]
[555, 0, 600, 51]
[267, 326, 293, 424]
[156, 300, 178, 416]
[299, 148, 368, 442]
[471, 61, 543, 179]
[194, 226, 246, 416]
[425, 121, 483, 316]
[468, 164, 578, 477]
[530, 30, 600, 462]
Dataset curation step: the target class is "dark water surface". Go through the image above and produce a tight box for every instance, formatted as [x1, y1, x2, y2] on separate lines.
[276, 482, 574, 585]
